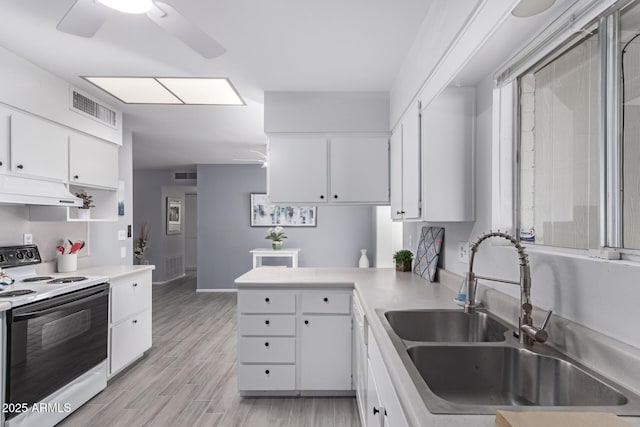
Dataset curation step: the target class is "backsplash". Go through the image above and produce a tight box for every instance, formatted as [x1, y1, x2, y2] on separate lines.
[0, 205, 88, 262]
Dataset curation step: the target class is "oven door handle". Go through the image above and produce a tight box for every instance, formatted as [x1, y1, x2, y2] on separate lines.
[13, 288, 109, 321]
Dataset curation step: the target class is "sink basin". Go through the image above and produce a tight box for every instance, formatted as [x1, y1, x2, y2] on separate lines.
[384, 309, 508, 342]
[408, 346, 628, 407]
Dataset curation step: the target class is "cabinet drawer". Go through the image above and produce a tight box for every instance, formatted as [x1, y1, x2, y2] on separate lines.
[110, 309, 152, 375]
[239, 315, 296, 336]
[238, 364, 296, 391]
[238, 337, 295, 363]
[111, 272, 152, 324]
[238, 292, 295, 314]
[301, 293, 351, 314]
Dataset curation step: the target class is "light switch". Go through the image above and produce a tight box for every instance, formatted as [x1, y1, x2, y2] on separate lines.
[117, 230, 127, 241]
[120, 247, 126, 258]
[23, 234, 33, 244]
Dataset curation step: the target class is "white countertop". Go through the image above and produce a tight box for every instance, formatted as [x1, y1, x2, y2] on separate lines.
[0, 301, 11, 312]
[235, 267, 640, 427]
[74, 264, 155, 280]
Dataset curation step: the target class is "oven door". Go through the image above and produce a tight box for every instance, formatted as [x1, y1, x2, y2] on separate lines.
[6, 283, 109, 418]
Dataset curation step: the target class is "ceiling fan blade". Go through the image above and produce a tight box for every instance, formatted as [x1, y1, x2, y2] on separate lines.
[147, 2, 226, 59]
[57, 0, 110, 37]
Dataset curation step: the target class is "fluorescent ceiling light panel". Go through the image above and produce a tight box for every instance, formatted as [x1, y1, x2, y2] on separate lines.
[84, 77, 182, 104]
[157, 78, 245, 105]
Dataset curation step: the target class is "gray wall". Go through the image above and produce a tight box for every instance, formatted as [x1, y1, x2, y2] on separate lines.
[133, 169, 196, 283]
[197, 164, 375, 290]
[404, 75, 640, 350]
[89, 129, 134, 266]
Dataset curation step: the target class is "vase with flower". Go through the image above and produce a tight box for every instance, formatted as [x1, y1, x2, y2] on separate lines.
[265, 226, 287, 250]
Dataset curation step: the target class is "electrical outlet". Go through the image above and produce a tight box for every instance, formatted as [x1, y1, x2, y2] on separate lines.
[23, 234, 33, 245]
[458, 241, 470, 263]
[120, 247, 126, 258]
[117, 230, 127, 241]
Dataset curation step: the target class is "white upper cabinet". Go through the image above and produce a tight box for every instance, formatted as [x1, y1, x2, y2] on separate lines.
[268, 134, 390, 205]
[268, 136, 328, 204]
[390, 100, 421, 221]
[10, 113, 68, 182]
[330, 137, 389, 204]
[0, 110, 9, 174]
[421, 87, 475, 222]
[69, 133, 119, 189]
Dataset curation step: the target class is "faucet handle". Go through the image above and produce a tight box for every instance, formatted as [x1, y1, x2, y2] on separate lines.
[521, 309, 552, 344]
[540, 310, 553, 331]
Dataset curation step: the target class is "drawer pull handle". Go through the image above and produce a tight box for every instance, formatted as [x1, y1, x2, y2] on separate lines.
[73, 175, 79, 179]
[373, 407, 380, 416]
[264, 342, 270, 347]
[17, 164, 23, 170]
[265, 297, 270, 303]
[132, 283, 138, 287]
[304, 320, 309, 325]
[333, 194, 338, 199]
[265, 320, 270, 325]
[132, 319, 138, 324]
[265, 369, 270, 375]
[320, 195, 325, 199]
[323, 297, 329, 303]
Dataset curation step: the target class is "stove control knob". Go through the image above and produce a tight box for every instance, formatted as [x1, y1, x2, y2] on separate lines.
[16, 252, 24, 260]
[26, 251, 34, 259]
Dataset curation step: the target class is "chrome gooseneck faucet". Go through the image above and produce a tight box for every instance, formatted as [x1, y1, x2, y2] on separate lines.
[464, 231, 551, 346]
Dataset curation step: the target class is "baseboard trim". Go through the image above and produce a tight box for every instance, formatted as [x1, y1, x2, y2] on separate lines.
[196, 288, 237, 293]
[152, 273, 186, 286]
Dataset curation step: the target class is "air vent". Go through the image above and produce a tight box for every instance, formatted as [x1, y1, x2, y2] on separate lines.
[71, 90, 117, 127]
[174, 172, 197, 180]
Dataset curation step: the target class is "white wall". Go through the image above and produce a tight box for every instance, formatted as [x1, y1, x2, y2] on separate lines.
[408, 75, 640, 350]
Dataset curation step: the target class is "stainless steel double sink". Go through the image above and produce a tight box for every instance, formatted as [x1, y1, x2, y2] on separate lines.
[378, 309, 640, 415]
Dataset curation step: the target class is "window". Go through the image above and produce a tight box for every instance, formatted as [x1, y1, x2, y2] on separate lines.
[516, 1, 640, 251]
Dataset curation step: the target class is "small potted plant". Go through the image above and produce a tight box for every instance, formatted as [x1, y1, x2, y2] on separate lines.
[75, 191, 95, 220]
[393, 249, 414, 272]
[266, 226, 287, 250]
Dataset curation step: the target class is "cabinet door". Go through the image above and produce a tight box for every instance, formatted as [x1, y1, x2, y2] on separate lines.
[330, 137, 389, 204]
[268, 136, 328, 203]
[422, 88, 475, 222]
[366, 364, 384, 427]
[0, 108, 9, 173]
[300, 315, 352, 390]
[69, 133, 119, 189]
[110, 308, 152, 375]
[390, 127, 403, 220]
[10, 113, 68, 181]
[401, 101, 421, 220]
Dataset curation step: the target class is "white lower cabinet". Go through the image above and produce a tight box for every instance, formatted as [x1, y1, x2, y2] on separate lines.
[300, 315, 352, 390]
[109, 270, 153, 377]
[366, 364, 384, 427]
[236, 288, 352, 394]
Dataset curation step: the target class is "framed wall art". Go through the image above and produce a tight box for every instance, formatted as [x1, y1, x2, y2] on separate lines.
[250, 193, 316, 227]
[166, 197, 182, 235]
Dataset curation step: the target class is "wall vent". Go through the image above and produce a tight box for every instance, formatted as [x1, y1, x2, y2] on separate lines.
[174, 172, 197, 181]
[71, 90, 117, 127]
[165, 255, 184, 280]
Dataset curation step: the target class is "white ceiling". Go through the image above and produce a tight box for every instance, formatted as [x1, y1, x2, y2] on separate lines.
[0, 0, 433, 170]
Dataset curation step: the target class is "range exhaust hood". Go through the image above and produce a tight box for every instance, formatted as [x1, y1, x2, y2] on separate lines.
[0, 174, 82, 207]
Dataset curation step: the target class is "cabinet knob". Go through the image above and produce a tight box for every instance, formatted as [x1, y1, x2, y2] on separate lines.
[373, 407, 380, 416]
[132, 319, 138, 324]
[265, 297, 270, 303]
[0, 161, 3, 166]
[73, 175, 79, 179]
[17, 164, 23, 170]
[132, 283, 138, 287]
[264, 342, 270, 347]
[333, 195, 338, 199]
[265, 320, 270, 325]
[323, 297, 329, 303]
[320, 195, 325, 200]
[304, 320, 309, 325]
[265, 369, 270, 375]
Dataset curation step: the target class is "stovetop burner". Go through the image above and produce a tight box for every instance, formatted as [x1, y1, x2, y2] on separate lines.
[47, 276, 88, 284]
[0, 289, 36, 297]
[21, 276, 54, 283]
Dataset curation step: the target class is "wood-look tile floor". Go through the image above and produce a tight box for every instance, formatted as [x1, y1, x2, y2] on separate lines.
[58, 275, 360, 427]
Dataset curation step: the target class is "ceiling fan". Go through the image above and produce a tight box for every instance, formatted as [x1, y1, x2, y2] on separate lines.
[56, 0, 225, 59]
[232, 151, 268, 168]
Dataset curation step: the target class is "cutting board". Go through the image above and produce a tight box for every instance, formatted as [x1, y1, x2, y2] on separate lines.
[495, 410, 631, 427]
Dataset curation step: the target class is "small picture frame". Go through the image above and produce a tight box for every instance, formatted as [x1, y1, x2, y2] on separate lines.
[250, 193, 316, 227]
[166, 197, 182, 235]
